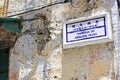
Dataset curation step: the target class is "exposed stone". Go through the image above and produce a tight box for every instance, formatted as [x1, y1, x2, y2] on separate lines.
[0, 27, 17, 48]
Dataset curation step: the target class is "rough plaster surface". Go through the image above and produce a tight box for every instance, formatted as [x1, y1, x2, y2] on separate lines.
[63, 43, 114, 80]
[7, 0, 64, 16]
[9, 34, 52, 80]
[111, 0, 120, 79]
[9, 18, 51, 80]
[9, 7, 63, 80]
[8, 0, 119, 80]
[0, 0, 4, 17]
[0, 0, 4, 7]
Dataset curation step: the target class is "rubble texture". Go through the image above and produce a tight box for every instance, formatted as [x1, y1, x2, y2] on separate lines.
[0, 27, 17, 49]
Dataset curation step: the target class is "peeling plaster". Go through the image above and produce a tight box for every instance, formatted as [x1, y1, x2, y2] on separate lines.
[8, 0, 118, 80]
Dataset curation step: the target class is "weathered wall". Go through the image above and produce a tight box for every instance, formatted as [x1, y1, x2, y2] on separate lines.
[62, 0, 116, 80]
[0, 0, 4, 17]
[0, 27, 17, 49]
[0, 0, 8, 17]
[9, 6, 63, 80]
[7, 0, 64, 16]
[112, 1, 120, 79]
[8, 0, 119, 80]
[63, 43, 114, 80]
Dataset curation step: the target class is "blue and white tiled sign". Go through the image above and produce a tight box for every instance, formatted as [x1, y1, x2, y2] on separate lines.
[63, 13, 112, 49]
[66, 17, 106, 42]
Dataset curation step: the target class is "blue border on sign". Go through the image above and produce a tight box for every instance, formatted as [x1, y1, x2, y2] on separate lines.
[66, 17, 107, 43]
[67, 26, 105, 33]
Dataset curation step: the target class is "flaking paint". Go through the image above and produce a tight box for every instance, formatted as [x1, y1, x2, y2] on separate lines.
[8, 0, 119, 80]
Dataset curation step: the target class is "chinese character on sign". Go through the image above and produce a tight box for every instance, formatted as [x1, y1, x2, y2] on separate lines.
[63, 13, 112, 49]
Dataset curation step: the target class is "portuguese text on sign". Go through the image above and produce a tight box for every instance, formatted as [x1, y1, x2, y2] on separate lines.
[63, 13, 112, 49]
[66, 17, 106, 42]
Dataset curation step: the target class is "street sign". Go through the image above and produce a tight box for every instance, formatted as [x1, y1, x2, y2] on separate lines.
[63, 12, 112, 49]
